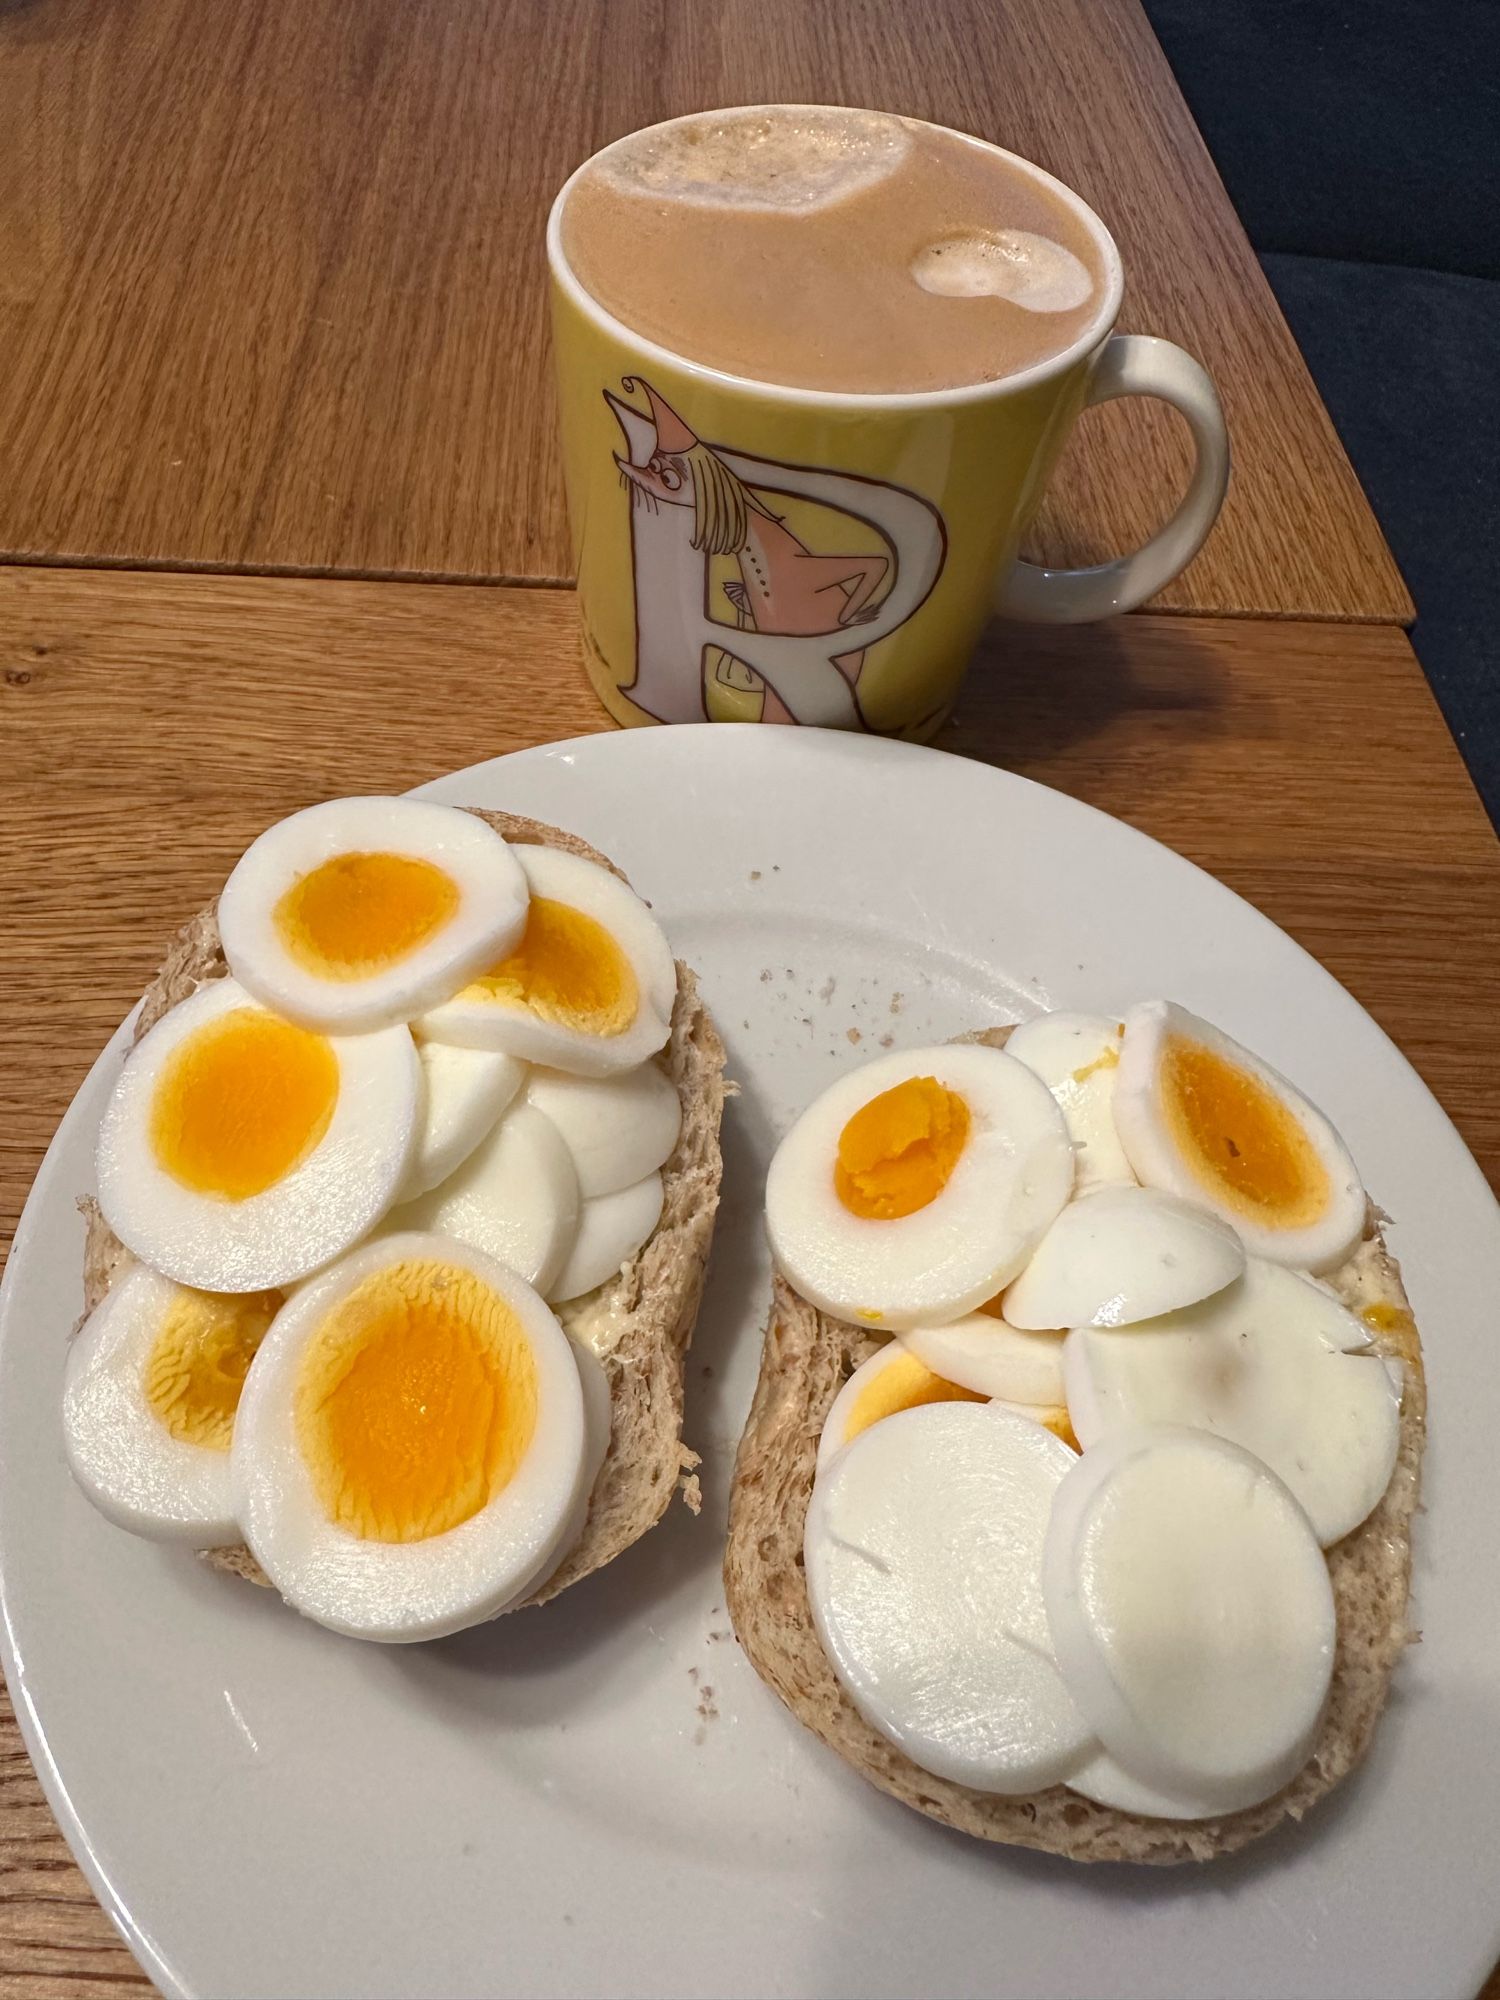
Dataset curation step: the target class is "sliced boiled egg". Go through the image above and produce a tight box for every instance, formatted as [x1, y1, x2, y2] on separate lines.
[766, 1044, 1073, 1331]
[1063, 1256, 1400, 1546]
[1063, 1746, 1224, 1822]
[218, 798, 529, 1033]
[815, 1340, 984, 1473]
[97, 978, 420, 1293]
[993, 1399, 1079, 1452]
[401, 1039, 527, 1200]
[386, 1101, 579, 1297]
[547, 1171, 664, 1304]
[1113, 1001, 1365, 1273]
[525, 1061, 681, 1197]
[419, 846, 676, 1077]
[898, 1306, 1065, 1405]
[1002, 1185, 1245, 1331]
[1043, 1425, 1335, 1813]
[231, 1233, 588, 1641]
[63, 1264, 280, 1546]
[506, 1339, 613, 1607]
[806, 1402, 1093, 1792]
[1004, 1012, 1135, 1190]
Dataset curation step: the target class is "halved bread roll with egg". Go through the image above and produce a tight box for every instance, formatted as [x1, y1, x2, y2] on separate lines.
[73, 808, 725, 1636]
[727, 1018, 1424, 1862]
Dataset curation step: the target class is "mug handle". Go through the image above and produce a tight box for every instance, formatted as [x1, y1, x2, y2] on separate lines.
[996, 334, 1230, 624]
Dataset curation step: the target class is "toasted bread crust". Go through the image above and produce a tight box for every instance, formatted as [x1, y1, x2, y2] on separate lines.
[79, 810, 726, 1609]
[724, 1026, 1424, 1863]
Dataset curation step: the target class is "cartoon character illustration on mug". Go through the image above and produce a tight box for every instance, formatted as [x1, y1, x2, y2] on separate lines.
[606, 378, 947, 729]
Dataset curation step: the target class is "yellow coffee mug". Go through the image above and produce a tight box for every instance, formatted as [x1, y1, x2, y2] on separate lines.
[548, 108, 1230, 739]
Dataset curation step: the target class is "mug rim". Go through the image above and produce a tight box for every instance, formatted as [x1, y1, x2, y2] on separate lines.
[546, 104, 1126, 411]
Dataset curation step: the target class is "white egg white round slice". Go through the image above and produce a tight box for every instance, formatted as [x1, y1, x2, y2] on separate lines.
[97, 978, 420, 1293]
[63, 1265, 281, 1547]
[502, 1339, 613, 1609]
[400, 1041, 527, 1199]
[525, 1061, 681, 1196]
[1003, 1185, 1245, 1331]
[218, 797, 529, 1033]
[1063, 1747, 1226, 1821]
[815, 1340, 985, 1473]
[1005, 1012, 1135, 1190]
[231, 1232, 587, 1642]
[1064, 1255, 1400, 1546]
[766, 1043, 1073, 1331]
[547, 1171, 664, 1304]
[1043, 1425, 1335, 1813]
[386, 1101, 580, 1297]
[806, 1402, 1093, 1792]
[1113, 1000, 1366, 1274]
[418, 846, 676, 1078]
[898, 1311, 1065, 1405]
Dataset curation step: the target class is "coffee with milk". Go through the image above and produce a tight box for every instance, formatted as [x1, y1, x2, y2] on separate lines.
[559, 106, 1107, 395]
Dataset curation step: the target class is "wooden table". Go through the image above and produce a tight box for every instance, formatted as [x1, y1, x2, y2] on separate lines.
[4, 0, 1496, 1991]
[0, 0, 1409, 622]
[1, 574, 1498, 1997]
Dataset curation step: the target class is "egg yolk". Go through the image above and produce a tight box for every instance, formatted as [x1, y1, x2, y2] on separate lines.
[294, 1259, 537, 1543]
[835, 1076, 970, 1220]
[1161, 1034, 1330, 1224]
[462, 898, 637, 1037]
[1071, 1042, 1120, 1084]
[843, 1349, 984, 1445]
[274, 851, 460, 980]
[150, 1009, 339, 1200]
[1363, 1301, 1414, 1338]
[144, 1288, 281, 1450]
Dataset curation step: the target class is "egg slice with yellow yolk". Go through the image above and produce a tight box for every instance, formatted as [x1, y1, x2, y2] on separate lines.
[816, 1340, 985, 1473]
[218, 797, 529, 1032]
[97, 977, 420, 1293]
[231, 1233, 588, 1641]
[766, 1044, 1074, 1331]
[1112, 1001, 1366, 1273]
[418, 845, 677, 1077]
[64, 1264, 280, 1546]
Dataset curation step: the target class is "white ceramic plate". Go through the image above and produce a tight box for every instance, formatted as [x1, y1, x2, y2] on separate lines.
[3, 726, 1497, 2000]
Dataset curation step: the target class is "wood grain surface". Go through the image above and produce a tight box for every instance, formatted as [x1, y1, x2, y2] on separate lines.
[0, 568, 1492, 1995]
[0, 0, 1410, 623]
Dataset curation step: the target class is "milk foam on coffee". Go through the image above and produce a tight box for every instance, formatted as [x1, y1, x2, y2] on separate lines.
[909, 230, 1094, 313]
[561, 107, 1107, 394]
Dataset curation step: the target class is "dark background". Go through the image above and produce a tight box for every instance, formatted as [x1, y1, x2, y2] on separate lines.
[1142, 0, 1500, 824]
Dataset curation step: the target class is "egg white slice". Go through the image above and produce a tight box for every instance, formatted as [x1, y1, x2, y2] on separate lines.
[501, 1339, 613, 1609]
[806, 1402, 1093, 1792]
[218, 797, 529, 1033]
[898, 1312, 1066, 1405]
[815, 1340, 985, 1473]
[418, 846, 676, 1077]
[1002, 1185, 1245, 1331]
[386, 1101, 580, 1297]
[1113, 1000, 1366, 1274]
[63, 1265, 278, 1547]
[97, 978, 420, 1294]
[547, 1171, 664, 1304]
[1005, 1012, 1135, 1190]
[400, 1041, 527, 1200]
[1063, 1747, 1223, 1821]
[1063, 1256, 1400, 1546]
[231, 1233, 587, 1642]
[766, 1043, 1074, 1331]
[524, 1061, 681, 1196]
[1043, 1425, 1335, 1812]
